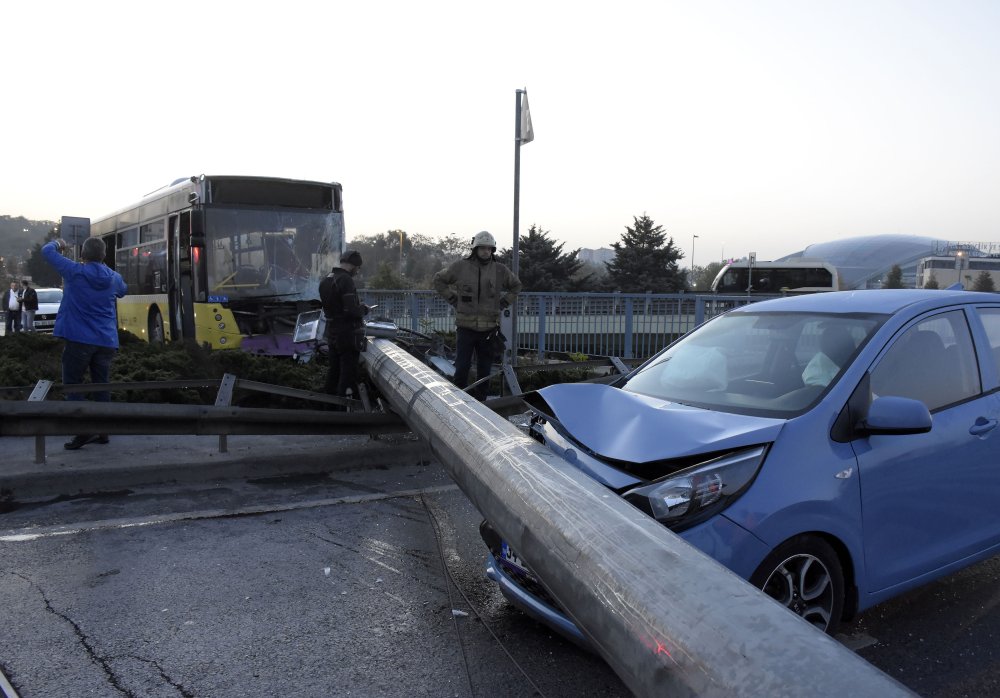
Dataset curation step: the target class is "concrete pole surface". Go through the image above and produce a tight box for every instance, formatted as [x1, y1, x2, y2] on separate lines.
[363, 339, 913, 698]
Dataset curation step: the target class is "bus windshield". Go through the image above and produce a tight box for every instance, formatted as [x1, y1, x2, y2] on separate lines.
[205, 207, 341, 301]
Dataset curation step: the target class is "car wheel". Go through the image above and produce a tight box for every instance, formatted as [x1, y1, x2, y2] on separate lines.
[148, 309, 165, 346]
[749, 535, 845, 634]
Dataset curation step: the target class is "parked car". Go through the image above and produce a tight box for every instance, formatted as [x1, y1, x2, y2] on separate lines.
[32, 288, 63, 332]
[482, 290, 1000, 640]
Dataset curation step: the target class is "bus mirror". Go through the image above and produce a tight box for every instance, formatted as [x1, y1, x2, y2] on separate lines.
[188, 192, 199, 205]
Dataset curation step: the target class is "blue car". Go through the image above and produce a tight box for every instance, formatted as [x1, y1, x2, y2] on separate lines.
[481, 290, 1000, 640]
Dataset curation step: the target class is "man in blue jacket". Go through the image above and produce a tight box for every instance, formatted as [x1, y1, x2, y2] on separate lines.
[42, 237, 128, 450]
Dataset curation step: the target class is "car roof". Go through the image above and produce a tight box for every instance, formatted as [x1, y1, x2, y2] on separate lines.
[731, 289, 993, 315]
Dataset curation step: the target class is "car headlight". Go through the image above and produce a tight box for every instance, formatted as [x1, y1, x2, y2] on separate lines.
[623, 445, 767, 531]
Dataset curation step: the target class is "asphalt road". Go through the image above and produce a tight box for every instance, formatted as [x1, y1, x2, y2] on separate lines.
[0, 462, 627, 697]
[2, 459, 1000, 697]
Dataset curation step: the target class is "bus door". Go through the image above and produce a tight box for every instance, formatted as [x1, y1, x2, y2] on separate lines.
[169, 213, 197, 341]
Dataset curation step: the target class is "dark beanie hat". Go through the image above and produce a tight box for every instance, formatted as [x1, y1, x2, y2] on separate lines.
[341, 250, 363, 267]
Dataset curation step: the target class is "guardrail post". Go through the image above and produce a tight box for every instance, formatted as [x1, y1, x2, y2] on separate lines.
[214, 373, 238, 453]
[28, 380, 53, 464]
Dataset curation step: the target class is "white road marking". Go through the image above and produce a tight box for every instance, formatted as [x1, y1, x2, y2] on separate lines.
[0, 664, 21, 698]
[0, 484, 459, 543]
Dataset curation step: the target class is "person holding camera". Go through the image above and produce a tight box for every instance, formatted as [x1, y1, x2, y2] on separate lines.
[433, 231, 521, 400]
[42, 237, 128, 450]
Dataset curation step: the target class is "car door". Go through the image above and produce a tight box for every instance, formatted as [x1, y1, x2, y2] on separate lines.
[853, 308, 1000, 593]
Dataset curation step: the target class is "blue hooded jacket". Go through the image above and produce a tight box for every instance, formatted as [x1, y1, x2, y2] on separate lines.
[42, 241, 128, 348]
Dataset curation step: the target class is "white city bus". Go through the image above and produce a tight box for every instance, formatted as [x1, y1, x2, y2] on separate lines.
[711, 260, 839, 294]
[89, 175, 344, 354]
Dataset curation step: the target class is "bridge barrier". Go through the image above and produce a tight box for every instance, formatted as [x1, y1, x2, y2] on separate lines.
[359, 290, 776, 360]
[364, 338, 913, 697]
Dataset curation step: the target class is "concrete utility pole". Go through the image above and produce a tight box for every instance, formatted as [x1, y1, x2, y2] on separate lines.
[363, 339, 914, 698]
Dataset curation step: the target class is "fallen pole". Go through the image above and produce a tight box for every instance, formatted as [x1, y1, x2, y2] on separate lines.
[364, 339, 912, 697]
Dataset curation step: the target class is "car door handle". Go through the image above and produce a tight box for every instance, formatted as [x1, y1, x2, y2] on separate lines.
[969, 418, 998, 436]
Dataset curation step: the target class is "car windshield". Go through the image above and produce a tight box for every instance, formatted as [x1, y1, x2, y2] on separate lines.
[623, 311, 886, 417]
[35, 290, 62, 304]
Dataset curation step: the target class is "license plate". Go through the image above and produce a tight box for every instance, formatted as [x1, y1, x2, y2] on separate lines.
[34, 320, 54, 327]
[500, 540, 530, 575]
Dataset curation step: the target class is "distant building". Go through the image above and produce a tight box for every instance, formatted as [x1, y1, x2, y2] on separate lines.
[776, 235, 1000, 290]
[916, 245, 1000, 290]
[578, 248, 615, 265]
[779, 234, 948, 289]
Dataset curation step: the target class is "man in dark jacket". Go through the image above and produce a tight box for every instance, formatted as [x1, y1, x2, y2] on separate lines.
[42, 237, 128, 449]
[20, 280, 38, 332]
[319, 250, 370, 401]
[433, 231, 521, 399]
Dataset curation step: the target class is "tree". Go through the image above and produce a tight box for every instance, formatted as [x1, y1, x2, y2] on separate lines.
[497, 225, 589, 291]
[924, 273, 939, 290]
[883, 265, 904, 289]
[349, 230, 410, 283]
[24, 228, 62, 287]
[973, 270, 996, 292]
[573, 260, 607, 291]
[689, 262, 724, 292]
[348, 231, 466, 289]
[366, 261, 410, 290]
[604, 214, 685, 292]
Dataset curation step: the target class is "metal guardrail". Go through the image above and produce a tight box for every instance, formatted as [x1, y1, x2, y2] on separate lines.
[364, 338, 914, 697]
[359, 290, 776, 359]
[0, 352, 638, 464]
[2, 375, 408, 464]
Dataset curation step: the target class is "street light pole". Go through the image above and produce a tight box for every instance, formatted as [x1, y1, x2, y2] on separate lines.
[691, 235, 699, 289]
[398, 230, 405, 277]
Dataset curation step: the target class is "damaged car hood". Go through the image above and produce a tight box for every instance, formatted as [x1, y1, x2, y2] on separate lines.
[534, 383, 785, 464]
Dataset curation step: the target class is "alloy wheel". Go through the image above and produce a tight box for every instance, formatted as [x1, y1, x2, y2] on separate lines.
[759, 553, 835, 631]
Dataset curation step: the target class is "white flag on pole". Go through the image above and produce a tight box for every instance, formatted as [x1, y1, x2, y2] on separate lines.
[519, 92, 534, 144]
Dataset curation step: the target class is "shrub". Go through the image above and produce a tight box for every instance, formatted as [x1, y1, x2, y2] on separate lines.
[0, 331, 327, 406]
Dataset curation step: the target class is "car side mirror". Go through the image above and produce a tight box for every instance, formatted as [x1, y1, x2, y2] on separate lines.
[856, 396, 932, 436]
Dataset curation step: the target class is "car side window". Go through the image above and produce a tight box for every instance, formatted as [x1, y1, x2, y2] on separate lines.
[870, 310, 981, 411]
[975, 308, 1000, 378]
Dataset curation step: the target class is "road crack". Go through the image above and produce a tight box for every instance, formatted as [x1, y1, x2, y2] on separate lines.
[123, 655, 195, 698]
[10, 571, 134, 697]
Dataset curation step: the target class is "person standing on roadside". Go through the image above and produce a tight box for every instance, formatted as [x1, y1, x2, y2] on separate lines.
[433, 231, 521, 400]
[3, 281, 22, 335]
[319, 250, 370, 403]
[20, 280, 38, 332]
[42, 237, 128, 450]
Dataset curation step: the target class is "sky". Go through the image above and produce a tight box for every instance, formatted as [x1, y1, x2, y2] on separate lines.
[3, 1, 999, 267]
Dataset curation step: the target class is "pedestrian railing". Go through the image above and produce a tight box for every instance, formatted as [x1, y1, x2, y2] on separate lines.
[359, 290, 776, 359]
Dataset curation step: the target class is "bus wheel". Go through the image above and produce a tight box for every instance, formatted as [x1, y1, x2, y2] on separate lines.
[148, 309, 165, 346]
